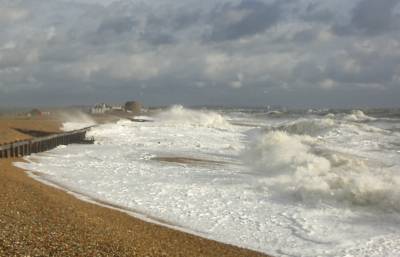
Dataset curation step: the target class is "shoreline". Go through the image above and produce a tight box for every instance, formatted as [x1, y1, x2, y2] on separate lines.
[0, 158, 271, 256]
[19, 167, 211, 240]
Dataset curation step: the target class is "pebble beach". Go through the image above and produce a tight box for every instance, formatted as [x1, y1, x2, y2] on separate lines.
[0, 117, 269, 257]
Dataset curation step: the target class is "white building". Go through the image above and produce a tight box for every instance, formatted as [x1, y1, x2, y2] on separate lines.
[91, 103, 112, 114]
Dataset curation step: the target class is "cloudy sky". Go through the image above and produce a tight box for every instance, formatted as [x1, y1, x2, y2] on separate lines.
[0, 0, 399, 108]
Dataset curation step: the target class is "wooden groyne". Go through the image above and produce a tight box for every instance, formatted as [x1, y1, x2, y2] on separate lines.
[0, 127, 94, 159]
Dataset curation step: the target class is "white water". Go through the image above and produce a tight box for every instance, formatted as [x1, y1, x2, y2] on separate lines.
[16, 107, 400, 257]
[59, 111, 97, 131]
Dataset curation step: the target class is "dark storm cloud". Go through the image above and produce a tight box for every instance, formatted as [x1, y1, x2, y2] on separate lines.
[141, 32, 176, 45]
[351, 0, 400, 34]
[292, 29, 317, 43]
[301, 2, 335, 23]
[207, 0, 285, 42]
[334, 0, 400, 36]
[97, 17, 135, 34]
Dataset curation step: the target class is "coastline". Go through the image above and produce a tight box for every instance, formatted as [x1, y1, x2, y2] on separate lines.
[0, 158, 270, 257]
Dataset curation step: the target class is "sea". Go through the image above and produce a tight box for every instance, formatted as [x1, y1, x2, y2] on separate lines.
[16, 105, 400, 257]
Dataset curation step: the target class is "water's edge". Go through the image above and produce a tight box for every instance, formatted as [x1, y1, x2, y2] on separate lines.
[16, 164, 268, 255]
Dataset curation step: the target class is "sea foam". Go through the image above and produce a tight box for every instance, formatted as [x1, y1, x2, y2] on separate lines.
[15, 108, 400, 257]
[60, 111, 97, 131]
[243, 123, 400, 211]
[344, 110, 376, 122]
[155, 105, 232, 129]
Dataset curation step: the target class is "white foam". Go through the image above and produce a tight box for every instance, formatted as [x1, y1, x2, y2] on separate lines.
[276, 118, 336, 136]
[344, 110, 376, 122]
[60, 111, 96, 131]
[132, 115, 154, 121]
[243, 130, 400, 211]
[155, 105, 232, 129]
[15, 108, 400, 257]
[61, 121, 95, 131]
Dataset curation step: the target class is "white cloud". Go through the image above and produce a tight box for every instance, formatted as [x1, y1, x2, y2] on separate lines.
[317, 29, 334, 42]
[205, 53, 231, 79]
[46, 27, 57, 41]
[0, 41, 16, 50]
[343, 58, 361, 74]
[0, 7, 29, 23]
[69, 53, 168, 81]
[230, 80, 242, 88]
[320, 79, 336, 89]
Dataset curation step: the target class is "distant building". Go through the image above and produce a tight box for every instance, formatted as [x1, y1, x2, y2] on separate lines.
[111, 106, 124, 111]
[124, 101, 141, 114]
[29, 108, 42, 117]
[91, 103, 112, 114]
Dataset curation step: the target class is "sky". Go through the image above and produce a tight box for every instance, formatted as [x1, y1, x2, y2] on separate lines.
[0, 0, 399, 108]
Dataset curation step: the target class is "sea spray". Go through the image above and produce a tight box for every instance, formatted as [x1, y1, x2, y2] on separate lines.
[344, 110, 376, 122]
[59, 110, 97, 131]
[275, 118, 336, 137]
[155, 105, 232, 129]
[16, 108, 400, 256]
[242, 127, 400, 210]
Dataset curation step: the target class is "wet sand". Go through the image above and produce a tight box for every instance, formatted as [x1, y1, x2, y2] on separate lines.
[0, 116, 62, 144]
[0, 117, 270, 257]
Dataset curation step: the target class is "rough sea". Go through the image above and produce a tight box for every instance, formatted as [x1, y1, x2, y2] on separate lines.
[16, 106, 400, 257]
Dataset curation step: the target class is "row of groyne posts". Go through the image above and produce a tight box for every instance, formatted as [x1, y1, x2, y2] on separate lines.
[0, 127, 94, 159]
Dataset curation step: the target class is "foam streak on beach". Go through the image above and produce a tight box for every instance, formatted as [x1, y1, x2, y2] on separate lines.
[17, 106, 400, 257]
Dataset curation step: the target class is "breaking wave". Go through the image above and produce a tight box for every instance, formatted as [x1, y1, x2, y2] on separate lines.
[266, 115, 388, 138]
[155, 105, 231, 129]
[275, 118, 336, 137]
[243, 129, 400, 211]
[60, 110, 97, 131]
[344, 110, 376, 122]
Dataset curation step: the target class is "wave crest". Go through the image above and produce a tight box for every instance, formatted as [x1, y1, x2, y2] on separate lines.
[344, 110, 376, 122]
[156, 105, 231, 129]
[243, 130, 400, 211]
[276, 118, 336, 136]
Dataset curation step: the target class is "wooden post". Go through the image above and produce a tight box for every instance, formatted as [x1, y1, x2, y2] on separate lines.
[10, 144, 14, 158]
[12, 145, 16, 158]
